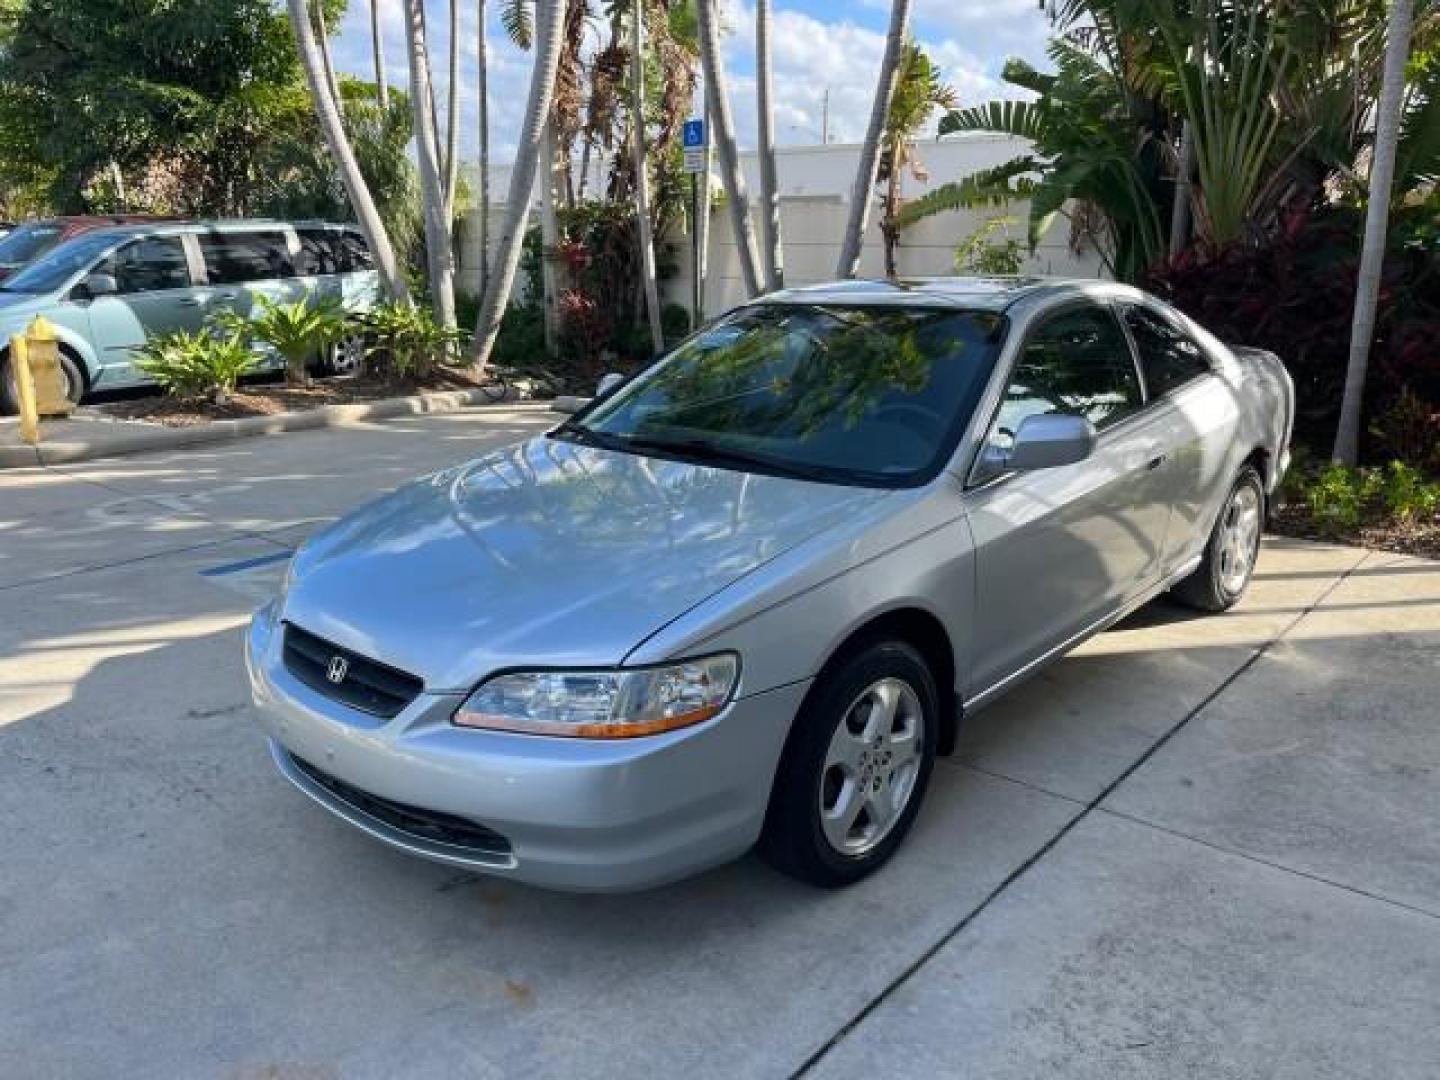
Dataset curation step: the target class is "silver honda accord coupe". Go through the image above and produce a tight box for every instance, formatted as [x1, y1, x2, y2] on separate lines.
[247, 277, 1293, 891]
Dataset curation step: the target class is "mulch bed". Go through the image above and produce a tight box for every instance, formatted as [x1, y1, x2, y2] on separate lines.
[90, 368, 504, 428]
[1269, 500, 1440, 561]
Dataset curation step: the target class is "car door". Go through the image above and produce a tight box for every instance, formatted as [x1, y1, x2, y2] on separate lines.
[1119, 302, 1241, 573]
[86, 235, 202, 387]
[964, 301, 1176, 699]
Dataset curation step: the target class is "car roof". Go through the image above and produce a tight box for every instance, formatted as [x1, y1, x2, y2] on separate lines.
[59, 219, 360, 242]
[759, 276, 1145, 312]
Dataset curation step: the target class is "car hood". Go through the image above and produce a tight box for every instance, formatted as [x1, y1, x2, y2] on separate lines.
[0, 289, 46, 318]
[283, 435, 893, 691]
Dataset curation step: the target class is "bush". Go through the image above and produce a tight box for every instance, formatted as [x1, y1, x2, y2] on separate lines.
[359, 301, 466, 382]
[661, 302, 692, 345]
[235, 295, 349, 387]
[1145, 205, 1440, 463]
[134, 329, 256, 402]
[1286, 460, 1440, 532]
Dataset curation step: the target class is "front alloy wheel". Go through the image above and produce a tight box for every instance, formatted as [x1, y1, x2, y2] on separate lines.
[820, 678, 926, 856]
[762, 639, 938, 887]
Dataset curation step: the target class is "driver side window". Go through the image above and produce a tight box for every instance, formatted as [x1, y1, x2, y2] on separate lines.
[990, 304, 1142, 450]
[98, 237, 192, 295]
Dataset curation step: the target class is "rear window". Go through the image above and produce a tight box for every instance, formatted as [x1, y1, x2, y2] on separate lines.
[1122, 304, 1212, 397]
[296, 228, 373, 276]
[198, 231, 294, 284]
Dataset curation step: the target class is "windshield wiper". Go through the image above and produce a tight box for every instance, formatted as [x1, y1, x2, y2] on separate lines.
[619, 433, 843, 483]
[550, 420, 626, 450]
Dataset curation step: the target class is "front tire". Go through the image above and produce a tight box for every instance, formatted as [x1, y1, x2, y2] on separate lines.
[0, 348, 85, 414]
[1173, 464, 1265, 612]
[761, 640, 938, 887]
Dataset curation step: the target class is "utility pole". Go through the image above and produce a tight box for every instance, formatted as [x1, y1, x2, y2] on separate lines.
[821, 87, 830, 145]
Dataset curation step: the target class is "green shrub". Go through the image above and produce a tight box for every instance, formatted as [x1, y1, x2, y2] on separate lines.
[239, 295, 349, 387]
[661, 302, 692, 345]
[1291, 459, 1440, 532]
[1380, 461, 1440, 523]
[134, 329, 256, 402]
[360, 301, 466, 382]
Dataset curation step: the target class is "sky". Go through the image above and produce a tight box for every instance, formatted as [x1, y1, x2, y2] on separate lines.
[331, 0, 1052, 165]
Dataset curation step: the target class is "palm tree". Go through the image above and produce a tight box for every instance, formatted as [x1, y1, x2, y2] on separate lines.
[402, 0, 457, 328]
[1334, 0, 1416, 464]
[444, 0, 462, 219]
[695, 0, 762, 298]
[836, 0, 912, 278]
[312, 3, 344, 117]
[631, 0, 664, 351]
[876, 40, 957, 278]
[478, 0, 490, 294]
[286, 0, 408, 302]
[473, 0, 571, 371]
[369, 0, 389, 109]
[755, 0, 783, 290]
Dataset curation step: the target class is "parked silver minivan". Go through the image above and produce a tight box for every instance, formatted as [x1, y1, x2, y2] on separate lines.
[0, 220, 378, 410]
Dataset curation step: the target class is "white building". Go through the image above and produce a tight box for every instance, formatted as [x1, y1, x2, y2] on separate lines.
[459, 133, 1103, 315]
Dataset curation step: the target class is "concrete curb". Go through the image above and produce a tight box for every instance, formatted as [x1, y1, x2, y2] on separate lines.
[0, 387, 536, 469]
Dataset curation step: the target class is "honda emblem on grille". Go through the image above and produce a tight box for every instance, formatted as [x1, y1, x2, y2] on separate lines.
[326, 656, 349, 684]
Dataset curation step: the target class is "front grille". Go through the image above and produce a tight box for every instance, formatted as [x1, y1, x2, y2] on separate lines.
[282, 623, 423, 719]
[288, 753, 512, 856]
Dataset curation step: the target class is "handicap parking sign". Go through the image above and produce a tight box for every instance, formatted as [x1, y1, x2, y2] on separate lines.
[683, 119, 706, 148]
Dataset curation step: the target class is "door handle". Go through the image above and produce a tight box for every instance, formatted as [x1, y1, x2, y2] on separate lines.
[1147, 453, 1167, 471]
[177, 297, 204, 307]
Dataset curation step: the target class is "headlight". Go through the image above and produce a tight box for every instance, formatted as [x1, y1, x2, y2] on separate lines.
[453, 653, 740, 738]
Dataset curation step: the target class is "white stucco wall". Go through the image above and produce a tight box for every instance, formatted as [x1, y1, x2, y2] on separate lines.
[457, 134, 1105, 313]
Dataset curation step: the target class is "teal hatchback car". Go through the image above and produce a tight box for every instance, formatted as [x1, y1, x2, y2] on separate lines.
[0, 219, 379, 410]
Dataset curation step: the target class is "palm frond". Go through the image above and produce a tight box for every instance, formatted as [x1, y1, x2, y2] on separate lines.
[896, 157, 1041, 228]
[501, 0, 534, 49]
[939, 100, 1044, 141]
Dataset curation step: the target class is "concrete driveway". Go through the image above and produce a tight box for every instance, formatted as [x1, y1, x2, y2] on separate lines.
[2, 405, 1438, 1079]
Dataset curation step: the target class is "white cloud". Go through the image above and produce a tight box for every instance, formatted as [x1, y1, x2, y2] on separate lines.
[330, 0, 1044, 166]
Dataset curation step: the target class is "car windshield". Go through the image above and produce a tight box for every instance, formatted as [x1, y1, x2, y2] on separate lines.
[0, 221, 65, 269]
[561, 303, 1006, 487]
[0, 232, 119, 294]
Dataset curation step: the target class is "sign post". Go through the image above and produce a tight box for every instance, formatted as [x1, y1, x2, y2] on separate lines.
[683, 117, 708, 329]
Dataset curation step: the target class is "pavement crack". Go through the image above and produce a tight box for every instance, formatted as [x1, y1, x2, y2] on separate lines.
[791, 547, 1371, 1078]
[1097, 806, 1440, 923]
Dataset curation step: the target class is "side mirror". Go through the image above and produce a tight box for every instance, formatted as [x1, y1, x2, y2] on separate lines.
[75, 273, 118, 301]
[1005, 413, 1097, 472]
[595, 372, 624, 397]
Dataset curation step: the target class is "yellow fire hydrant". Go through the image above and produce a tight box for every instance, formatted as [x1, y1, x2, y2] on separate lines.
[9, 315, 73, 444]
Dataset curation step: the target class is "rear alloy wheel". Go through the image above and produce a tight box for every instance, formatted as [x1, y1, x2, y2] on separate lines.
[1173, 464, 1265, 612]
[316, 330, 365, 377]
[761, 640, 937, 887]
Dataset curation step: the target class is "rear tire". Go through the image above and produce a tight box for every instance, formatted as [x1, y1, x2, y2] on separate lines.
[760, 640, 938, 887]
[1173, 464, 1265, 612]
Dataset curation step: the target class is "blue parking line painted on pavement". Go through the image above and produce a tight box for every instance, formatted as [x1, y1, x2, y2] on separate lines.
[199, 550, 295, 578]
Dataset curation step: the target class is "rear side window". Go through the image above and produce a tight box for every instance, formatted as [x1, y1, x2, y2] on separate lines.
[198, 231, 293, 284]
[1122, 304, 1211, 396]
[105, 237, 191, 293]
[296, 228, 373, 275]
[997, 305, 1142, 438]
[296, 229, 343, 275]
[338, 230, 373, 271]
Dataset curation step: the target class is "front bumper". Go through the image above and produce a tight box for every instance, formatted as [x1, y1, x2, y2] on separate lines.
[246, 603, 807, 891]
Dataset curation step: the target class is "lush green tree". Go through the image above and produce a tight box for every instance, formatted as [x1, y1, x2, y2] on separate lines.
[0, 0, 323, 212]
